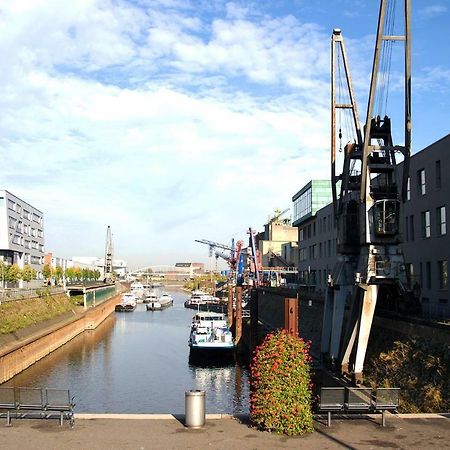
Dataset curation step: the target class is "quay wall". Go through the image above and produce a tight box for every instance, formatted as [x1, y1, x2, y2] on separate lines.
[0, 293, 120, 384]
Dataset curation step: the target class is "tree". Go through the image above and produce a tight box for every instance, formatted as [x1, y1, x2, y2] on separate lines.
[6, 264, 21, 285]
[55, 266, 64, 285]
[43, 264, 52, 284]
[21, 264, 35, 287]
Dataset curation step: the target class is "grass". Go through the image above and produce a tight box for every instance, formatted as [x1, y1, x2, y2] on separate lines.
[0, 294, 83, 335]
[365, 338, 450, 413]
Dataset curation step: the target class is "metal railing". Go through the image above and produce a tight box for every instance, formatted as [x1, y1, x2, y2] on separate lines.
[0, 286, 66, 303]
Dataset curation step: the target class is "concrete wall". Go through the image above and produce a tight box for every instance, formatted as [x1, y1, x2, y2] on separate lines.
[0, 293, 120, 383]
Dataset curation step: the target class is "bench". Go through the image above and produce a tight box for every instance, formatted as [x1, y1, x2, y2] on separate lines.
[0, 387, 75, 426]
[318, 386, 399, 427]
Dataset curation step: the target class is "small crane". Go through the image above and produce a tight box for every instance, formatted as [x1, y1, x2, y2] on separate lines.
[104, 226, 114, 283]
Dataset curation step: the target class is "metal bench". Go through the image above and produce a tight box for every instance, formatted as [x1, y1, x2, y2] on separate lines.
[0, 387, 75, 426]
[318, 386, 400, 427]
[318, 387, 345, 426]
[346, 387, 372, 412]
[374, 387, 400, 427]
[0, 387, 17, 426]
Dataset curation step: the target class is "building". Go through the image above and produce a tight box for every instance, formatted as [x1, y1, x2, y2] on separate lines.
[0, 190, 45, 285]
[72, 256, 128, 278]
[293, 134, 450, 319]
[255, 211, 298, 267]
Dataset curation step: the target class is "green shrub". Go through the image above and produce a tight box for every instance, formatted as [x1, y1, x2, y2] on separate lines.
[250, 329, 314, 435]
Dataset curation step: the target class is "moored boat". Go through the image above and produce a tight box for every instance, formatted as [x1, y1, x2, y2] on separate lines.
[146, 292, 173, 311]
[184, 290, 221, 309]
[115, 293, 137, 312]
[188, 312, 235, 353]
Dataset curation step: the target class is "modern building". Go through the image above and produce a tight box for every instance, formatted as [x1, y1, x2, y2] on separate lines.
[0, 190, 45, 285]
[292, 134, 450, 319]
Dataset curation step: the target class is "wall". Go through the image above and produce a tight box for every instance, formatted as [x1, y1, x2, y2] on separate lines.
[0, 292, 120, 383]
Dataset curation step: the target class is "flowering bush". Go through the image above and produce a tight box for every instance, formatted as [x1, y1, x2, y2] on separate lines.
[250, 329, 314, 435]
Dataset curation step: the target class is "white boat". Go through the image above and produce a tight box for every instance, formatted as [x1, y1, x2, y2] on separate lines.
[115, 293, 137, 312]
[146, 292, 173, 311]
[184, 290, 220, 308]
[130, 282, 145, 299]
[143, 290, 159, 304]
[188, 312, 235, 353]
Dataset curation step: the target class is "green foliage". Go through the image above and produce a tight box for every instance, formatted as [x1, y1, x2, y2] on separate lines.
[21, 264, 36, 284]
[42, 263, 53, 281]
[0, 294, 80, 334]
[6, 264, 21, 283]
[54, 266, 64, 283]
[250, 329, 314, 436]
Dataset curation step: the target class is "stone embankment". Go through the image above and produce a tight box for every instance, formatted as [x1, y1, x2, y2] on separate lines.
[0, 291, 121, 383]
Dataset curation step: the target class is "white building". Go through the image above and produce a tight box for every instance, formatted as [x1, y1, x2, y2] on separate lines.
[0, 190, 45, 285]
[72, 256, 128, 277]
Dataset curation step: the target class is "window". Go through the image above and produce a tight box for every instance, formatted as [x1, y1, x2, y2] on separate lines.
[328, 240, 331, 256]
[0, 196, 4, 207]
[410, 215, 415, 240]
[421, 211, 431, 238]
[405, 216, 409, 241]
[299, 229, 304, 242]
[419, 262, 423, 287]
[313, 222, 316, 236]
[8, 216, 17, 229]
[319, 242, 322, 258]
[8, 199, 15, 210]
[438, 260, 448, 290]
[417, 169, 426, 195]
[437, 206, 446, 236]
[436, 160, 441, 189]
[406, 177, 411, 200]
[426, 262, 431, 289]
[299, 248, 307, 261]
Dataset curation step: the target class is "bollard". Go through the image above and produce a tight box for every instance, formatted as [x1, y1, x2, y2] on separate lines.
[185, 390, 205, 428]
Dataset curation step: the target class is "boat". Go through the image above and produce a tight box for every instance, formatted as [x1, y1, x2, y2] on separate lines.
[130, 282, 145, 300]
[188, 312, 235, 353]
[115, 293, 137, 312]
[146, 292, 173, 311]
[143, 290, 159, 304]
[184, 290, 221, 309]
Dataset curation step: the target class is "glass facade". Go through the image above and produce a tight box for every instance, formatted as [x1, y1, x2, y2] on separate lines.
[292, 180, 332, 226]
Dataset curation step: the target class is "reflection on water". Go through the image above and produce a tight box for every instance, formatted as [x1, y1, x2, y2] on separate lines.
[3, 290, 249, 414]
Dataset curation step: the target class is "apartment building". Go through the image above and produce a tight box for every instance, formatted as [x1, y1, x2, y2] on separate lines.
[0, 190, 45, 282]
[293, 134, 449, 319]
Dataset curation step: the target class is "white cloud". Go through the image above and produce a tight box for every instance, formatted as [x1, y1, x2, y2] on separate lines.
[1, 0, 447, 268]
[420, 5, 448, 18]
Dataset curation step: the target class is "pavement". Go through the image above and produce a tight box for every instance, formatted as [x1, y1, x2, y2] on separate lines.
[0, 414, 449, 449]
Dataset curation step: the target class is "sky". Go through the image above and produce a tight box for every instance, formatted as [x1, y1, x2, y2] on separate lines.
[1, 0, 449, 270]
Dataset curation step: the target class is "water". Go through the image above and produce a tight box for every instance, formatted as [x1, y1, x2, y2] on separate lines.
[3, 289, 250, 414]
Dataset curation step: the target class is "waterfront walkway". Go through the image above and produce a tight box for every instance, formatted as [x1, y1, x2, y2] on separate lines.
[0, 414, 449, 449]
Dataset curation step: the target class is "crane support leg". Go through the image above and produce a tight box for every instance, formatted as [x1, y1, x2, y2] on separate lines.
[353, 284, 378, 382]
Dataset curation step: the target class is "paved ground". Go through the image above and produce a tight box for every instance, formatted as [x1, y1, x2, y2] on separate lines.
[0, 414, 449, 449]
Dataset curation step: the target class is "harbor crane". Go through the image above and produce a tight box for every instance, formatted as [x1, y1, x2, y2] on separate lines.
[104, 225, 114, 282]
[321, 0, 412, 383]
[195, 239, 241, 271]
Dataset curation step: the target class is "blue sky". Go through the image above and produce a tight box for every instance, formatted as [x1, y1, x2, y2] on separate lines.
[1, 0, 449, 269]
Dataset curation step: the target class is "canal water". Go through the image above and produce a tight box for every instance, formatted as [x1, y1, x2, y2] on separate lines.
[4, 289, 250, 414]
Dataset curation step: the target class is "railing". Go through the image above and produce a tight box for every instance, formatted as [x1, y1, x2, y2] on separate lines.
[0, 286, 66, 303]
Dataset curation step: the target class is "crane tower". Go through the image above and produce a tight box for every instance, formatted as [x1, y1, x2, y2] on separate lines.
[104, 225, 114, 282]
[321, 0, 412, 383]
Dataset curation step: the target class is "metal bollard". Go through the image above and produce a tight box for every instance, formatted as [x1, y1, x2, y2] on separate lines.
[185, 390, 205, 428]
